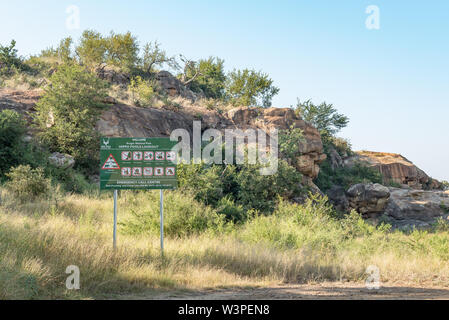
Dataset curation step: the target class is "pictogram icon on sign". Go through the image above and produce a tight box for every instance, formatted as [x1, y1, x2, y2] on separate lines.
[121, 151, 132, 161]
[165, 167, 175, 176]
[155, 167, 164, 176]
[102, 154, 120, 170]
[132, 167, 142, 176]
[166, 151, 176, 161]
[143, 167, 153, 176]
[155, 151, 165, 161]
[121, 167, 131, 176]
[144, 151, 154, 161]
[133, 151, 143, 161]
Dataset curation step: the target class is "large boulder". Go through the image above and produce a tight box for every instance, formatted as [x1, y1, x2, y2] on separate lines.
[326, 185, 349, 212]
[384, 188, 449, 222]
[346, 183, 390, 216]
[344, 151, 442, 190]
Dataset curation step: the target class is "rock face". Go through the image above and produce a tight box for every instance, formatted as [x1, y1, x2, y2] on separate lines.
[344, 151, 442, 190]
[346, 183, 390, 216]
[96, 66, 130, 86]
[226, 107, 326, 180]
[155, 71, 202, 101]
[385, 188, 449, 223]
[326, 185, 349, 212]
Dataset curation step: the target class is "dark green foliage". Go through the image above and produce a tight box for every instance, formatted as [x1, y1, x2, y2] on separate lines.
[226, 69, 279, 107]
[0, 40, 24, 74]
[177, 159, 303, 216]
[186, 57, 226, 99]
[315, 159, 383, 192]
[278, 126, 304, 163]
[33, 64, 109, 172]
[0, 110, 27, 178]
[215, 196, 246, 223]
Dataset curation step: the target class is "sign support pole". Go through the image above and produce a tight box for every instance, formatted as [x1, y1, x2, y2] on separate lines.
[160, 189, 164, 256]
[113, 189, 118, 250]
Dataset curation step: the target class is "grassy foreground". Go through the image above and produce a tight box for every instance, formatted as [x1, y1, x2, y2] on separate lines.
[0, 188, 448, 299]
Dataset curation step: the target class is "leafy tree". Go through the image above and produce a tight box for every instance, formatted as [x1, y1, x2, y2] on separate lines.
[75, 30, 108, 70]
[33, 64, 109, 171]
[0, 110, 27, 178]
[105, 31, 139, 72]
[295, 99, 349, 142]
[0, 40, 23, 73]
[186, 57, 226, 99]
[226, 69, 279, 107]
[141, 41, 175, 75]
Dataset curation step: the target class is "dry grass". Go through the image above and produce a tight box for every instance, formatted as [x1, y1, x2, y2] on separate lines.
[0, 189, 448, 299]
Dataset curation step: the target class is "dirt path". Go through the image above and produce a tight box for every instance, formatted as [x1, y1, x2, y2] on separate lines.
[116, 282, 449, 300]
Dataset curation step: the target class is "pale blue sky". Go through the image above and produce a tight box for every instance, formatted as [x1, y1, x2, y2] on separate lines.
[1, 1, 448, 180]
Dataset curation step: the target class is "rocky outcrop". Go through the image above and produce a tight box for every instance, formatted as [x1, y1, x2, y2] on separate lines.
[96, 66, 130, 86]
[344, 151, 442, 190]
[346, 183, 390, 217]
[326, 185, 349, 212]
[226, 106, 326, 180]
[340, 182, 449, 229]
[155, 71, 202, 101]
[384, 188, 449, 223]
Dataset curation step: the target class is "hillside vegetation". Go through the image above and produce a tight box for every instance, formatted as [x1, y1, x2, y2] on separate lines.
[1, 31, 449, 299]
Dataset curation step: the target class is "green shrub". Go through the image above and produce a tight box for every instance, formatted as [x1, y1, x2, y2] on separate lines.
[178, 160, 304, 215]
[46, 167, 94, 194]
[278, 126, 304, 163]
[234, 160, 303, 212]
[315, 160, 382, 192]
[5, 165, 51, 201]
[215, 196, 246, 223]
[120, 190, 225, 237]
[33, 63, 108, 172]
[129, 76, 156, 106]
[0, 110, 27, 178]
[0, 40, 25, 75]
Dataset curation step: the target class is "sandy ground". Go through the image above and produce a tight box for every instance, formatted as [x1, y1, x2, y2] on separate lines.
[115, 282, 449, 300]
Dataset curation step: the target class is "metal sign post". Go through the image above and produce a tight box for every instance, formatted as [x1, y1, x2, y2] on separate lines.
[113, 189, 118, 249]
[160, 189, 164, 256]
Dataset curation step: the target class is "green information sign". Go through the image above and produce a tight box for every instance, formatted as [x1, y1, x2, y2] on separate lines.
[100, 137, 177, 190]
